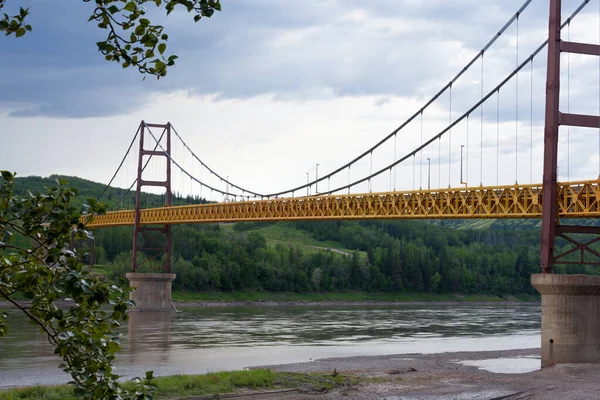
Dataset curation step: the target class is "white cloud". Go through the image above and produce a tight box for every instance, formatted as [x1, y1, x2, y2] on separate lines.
[2, 0, 600, 200]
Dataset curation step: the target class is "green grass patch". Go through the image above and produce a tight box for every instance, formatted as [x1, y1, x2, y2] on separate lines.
[172, 290, 539, 303]
[0, 369, 356, 400]
[225, 223, 357, 254]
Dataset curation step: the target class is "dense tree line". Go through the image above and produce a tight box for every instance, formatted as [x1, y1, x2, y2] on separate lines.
[15, 176, 600, 296]
[90, 218, 592, 296]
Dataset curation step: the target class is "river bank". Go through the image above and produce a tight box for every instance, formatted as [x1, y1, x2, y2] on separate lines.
[3, 348, 598, 400]
[256, 348, 597, 400]
[0, 298, 540, 309]
[250, 348, 600, 400]
[0, 289, 540, 309]
[170, 290, 540, 304]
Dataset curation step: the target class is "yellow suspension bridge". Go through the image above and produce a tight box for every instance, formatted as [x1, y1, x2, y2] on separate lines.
[86, 179, 600, 228]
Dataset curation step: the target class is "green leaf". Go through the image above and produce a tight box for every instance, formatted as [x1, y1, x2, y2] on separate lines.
[15, 27, 26, 38]
[123, 2, 136, 12]
[1, 171, 14, 181]
[158, 43, 166, 55]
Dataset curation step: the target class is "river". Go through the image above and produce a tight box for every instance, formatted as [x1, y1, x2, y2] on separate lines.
[0, 303, 541, 388]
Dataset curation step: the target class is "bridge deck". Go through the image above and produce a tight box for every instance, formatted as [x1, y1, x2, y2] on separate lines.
[85, 180, 600, 228]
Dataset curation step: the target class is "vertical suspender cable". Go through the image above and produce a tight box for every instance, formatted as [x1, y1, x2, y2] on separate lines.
[438, 137, 441, 189]
[515, 14, 519, 184]
[567, 22, 571, 182]
[413, 154, 416, 190]
[497, 90, 500, 185]
[466, 114, 469, 185]
[348, 166, 351, 194]
[369, 151, 373, 192]
[530, 58, 534, 184]
[480, 52, 484, 186]
[420, 111, 423, 189]
[394, 133, 397, 190]
[449, 85, 452, 187]
[170, 134, 174, 205]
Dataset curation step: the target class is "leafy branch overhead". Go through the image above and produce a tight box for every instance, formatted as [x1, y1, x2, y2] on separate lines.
[0, 0, 222, 78]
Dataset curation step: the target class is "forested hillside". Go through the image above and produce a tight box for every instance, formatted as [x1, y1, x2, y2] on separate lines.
[12, 175, 600, 296]
[13, 175, 206, 210]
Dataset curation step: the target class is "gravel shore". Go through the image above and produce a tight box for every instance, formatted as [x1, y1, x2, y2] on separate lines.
[251, 348, 600, 399]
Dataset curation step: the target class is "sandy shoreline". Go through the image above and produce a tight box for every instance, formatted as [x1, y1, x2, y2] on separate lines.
[251, 348, 600, 399]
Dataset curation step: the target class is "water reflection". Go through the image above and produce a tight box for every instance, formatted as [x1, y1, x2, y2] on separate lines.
[0, 303, 541, 387]
[126, 311, 174, 365]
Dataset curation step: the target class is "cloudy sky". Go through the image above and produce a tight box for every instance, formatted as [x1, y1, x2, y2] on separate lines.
[2, 0, 600, 201]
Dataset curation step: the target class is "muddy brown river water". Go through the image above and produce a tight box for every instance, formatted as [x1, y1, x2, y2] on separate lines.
[0, 303, 541, 388]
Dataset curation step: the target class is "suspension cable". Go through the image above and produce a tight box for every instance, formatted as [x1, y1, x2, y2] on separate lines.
[321, 2, 590, 196]
[393, 133, 397, 190]
[448, 84, 452, 187]
[497, 89, 500, 185]
[369, 151, 373, 192]
[257, 0, 534, 198]
[466, 114, 469, 184]
[530, 57, 534, 184]
[144, 124, 242, 198]
[412, 154, 416, 190]
[105, 126, 167, 211]
[96, 124, 140, 202]
[480, 52, 484, 186]
[347, 166, 350, 194]
[515, 13, 520, 184]
[126, 0, 588, 200]
[420, 111, 424, 189]
[171, 125, 263, 197]
[438, 137, 441, 189]
[567, 22, 571, 181]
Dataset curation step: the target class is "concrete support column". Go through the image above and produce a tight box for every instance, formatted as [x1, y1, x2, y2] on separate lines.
[531, 274, 600, 367]
[126, 273, 177, 312]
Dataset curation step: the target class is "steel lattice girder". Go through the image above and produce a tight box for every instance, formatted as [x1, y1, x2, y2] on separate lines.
[84, 180, 600, 228]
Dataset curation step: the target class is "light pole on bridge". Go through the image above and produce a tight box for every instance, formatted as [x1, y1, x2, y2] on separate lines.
[306, 172, 310, 196]
[316, 163, 320, 194]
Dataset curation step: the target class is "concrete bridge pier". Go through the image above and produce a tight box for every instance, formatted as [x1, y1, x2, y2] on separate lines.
[126, 273, 177, 312]
[532, 274, 600, 367]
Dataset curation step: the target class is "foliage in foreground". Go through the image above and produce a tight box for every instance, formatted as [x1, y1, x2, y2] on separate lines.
[1, 0, 221, 78]
[0, 171, 154, 399]
[0, 369, 357, 400]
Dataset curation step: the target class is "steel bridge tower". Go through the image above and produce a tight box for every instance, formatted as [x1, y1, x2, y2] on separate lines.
[533, 0, 600, 367]
[127, 121, 176, 311]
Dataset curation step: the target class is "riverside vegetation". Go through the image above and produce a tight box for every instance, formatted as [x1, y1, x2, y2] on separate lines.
[0, 370, 358, 400]
[13, 175, 600, 299]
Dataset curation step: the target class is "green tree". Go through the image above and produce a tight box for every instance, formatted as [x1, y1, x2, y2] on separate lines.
[0, 0, 221, 77]
[0, 172, 154, 399]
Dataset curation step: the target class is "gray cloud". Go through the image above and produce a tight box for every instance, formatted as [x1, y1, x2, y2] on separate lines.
[0, 0, 594, 120]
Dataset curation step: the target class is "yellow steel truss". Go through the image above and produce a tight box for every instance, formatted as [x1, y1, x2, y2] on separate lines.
[85, 180, 600, 228]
